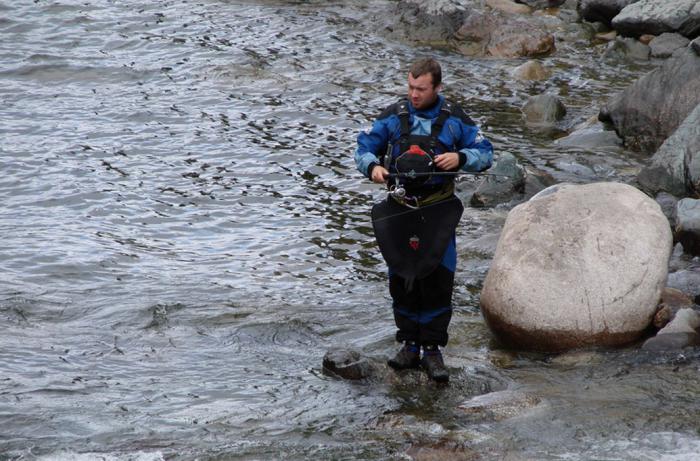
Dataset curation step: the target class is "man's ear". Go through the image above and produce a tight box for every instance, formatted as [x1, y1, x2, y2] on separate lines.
[435, 84, 443, 93]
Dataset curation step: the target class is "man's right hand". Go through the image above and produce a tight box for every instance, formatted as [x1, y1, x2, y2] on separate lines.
[371, 165, 389, 184]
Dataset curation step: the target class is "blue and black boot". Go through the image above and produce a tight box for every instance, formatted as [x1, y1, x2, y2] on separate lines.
[388, 340, 420, 370]
[421, 344, 449, 383]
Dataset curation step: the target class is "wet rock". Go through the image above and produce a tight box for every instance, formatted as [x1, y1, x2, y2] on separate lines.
[549, 350, 603, 367]
[676, 198, 700, 257]
[458, 389, 542, 420]
[322, 348, 375, 380]
[487, 0, 532, 15]
[643, 308, 700, 350]
[637, 103, 700, 198]
[649, 33, 691, 58]
[481, 182, 673, 351]
[667, 269, 700, 304]
[577, 0, 639, 27]
[652, 287, 695, 328]
[692, 37, 700, 55]
[595, 30, 618, 41]
[392, 0, 470, 43]
[522, 94, 566, 125]
[511, 60, 551, 80]
[603, 36, 650, 61]
[654, 192, 679, 230]
[406, 440, 479, 461]
[516, 0, 566, 8]
[612, 0, 700, 39]
[455, 11, 556, 58]
[469, 152, 526, 208]
[523, 166, 557, 198]
[599, 46, 700, 154]
[554, 115, 623, 150]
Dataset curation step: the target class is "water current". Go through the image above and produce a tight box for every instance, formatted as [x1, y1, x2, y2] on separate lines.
[2, 0, 700, 459]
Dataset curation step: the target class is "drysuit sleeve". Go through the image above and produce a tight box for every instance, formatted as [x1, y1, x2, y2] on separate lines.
[457, 123, 494, 173]
[354, 115, 393, 179]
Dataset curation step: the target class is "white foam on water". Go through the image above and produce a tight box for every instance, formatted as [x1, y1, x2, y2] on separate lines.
[36, 451, 166, 461]
[561, 432, 700, 461]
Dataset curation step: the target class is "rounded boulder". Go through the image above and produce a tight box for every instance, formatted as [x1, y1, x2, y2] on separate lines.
[480, 182, 673, 351]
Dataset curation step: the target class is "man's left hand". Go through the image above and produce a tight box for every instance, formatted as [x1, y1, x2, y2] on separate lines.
[434, 152, 460, 171]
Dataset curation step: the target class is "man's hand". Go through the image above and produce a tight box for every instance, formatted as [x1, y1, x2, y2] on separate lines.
[434, 152, 460, 171]
[371, 165, 389, 184]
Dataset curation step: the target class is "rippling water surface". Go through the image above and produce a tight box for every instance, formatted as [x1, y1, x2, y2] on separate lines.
[2, 1, 700, 459]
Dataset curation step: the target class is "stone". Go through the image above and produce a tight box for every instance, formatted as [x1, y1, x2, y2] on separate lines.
[603, 36, 650, 61]
[516, 0, 566, 8]
[599, 46, 700, 154]
[522, 94, 566, 124]
[458, 390, 542, 420]
[322, 348, 374, 380]
[676, 198, 700, 256]
[554, 116, 623, 150]
[638, 33, 655, 45]
[637, 103, 700, 197]
[481, 182, 673, 351]
[577, 0, 639, 26]
[612, 0, 700, 38]
[511, 60, 551, 80]
[391, 0, 471, 43]
[649, 33, 690, 58]
[595, 30, 618, 41]
[470, 152, 526, 208]
[654, 192, 679, 230]
[667, 269, 700, 304]
[455, 12, 556, 58]
[652, 287, 695, 328]
[642, 308, 700, 350]
[488, 0, 532, 15]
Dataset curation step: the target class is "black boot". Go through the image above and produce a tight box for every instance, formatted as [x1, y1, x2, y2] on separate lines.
[421, 345, 449, 383]
[388, 341, 420, 370]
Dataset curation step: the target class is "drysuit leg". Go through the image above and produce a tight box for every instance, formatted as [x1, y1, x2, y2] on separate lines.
[390, 236, 456, 347]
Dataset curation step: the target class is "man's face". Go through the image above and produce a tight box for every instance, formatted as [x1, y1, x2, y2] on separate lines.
[408, 72, 440, 110]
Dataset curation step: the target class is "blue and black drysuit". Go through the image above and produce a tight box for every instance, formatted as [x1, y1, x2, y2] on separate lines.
[355, 95, 493, 347]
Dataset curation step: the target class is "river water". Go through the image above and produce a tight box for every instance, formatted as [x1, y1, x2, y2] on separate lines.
[2, 1, 700, 459]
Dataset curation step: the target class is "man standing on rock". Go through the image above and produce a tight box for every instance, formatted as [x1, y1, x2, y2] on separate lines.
[354, 57, 493, 382]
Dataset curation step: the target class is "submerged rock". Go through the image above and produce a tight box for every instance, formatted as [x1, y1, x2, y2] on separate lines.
[600, 45, 700, 154]
[480, 182, 673, 351]
[458, 389, 543, 420]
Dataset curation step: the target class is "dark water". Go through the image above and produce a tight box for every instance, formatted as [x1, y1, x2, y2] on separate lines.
[2, 1, 700, 459]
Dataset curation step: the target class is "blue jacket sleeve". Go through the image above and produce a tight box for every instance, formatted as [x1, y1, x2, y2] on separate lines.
[455, 122, 493, 173]
[354, 117, 392, 178]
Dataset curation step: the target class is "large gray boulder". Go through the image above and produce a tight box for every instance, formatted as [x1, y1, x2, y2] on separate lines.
[577, 0, 638, 26]
[599, 45, 700, 154]
[612, 0, 700, 38]
[637, 103, 700, 198]
[481, 182, 673, 351]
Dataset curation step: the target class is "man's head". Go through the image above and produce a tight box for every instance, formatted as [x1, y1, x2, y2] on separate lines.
[407, 58, 442, 110]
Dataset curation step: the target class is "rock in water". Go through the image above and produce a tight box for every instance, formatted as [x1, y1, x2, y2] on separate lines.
[322, 348, 374, 380]
[480, 182, 673, 351]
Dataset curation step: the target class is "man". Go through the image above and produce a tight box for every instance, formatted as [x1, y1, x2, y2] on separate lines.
[354, 57, 493, 382]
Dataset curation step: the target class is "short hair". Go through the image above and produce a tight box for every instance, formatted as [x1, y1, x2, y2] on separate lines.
[409, 58, 442, 88]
